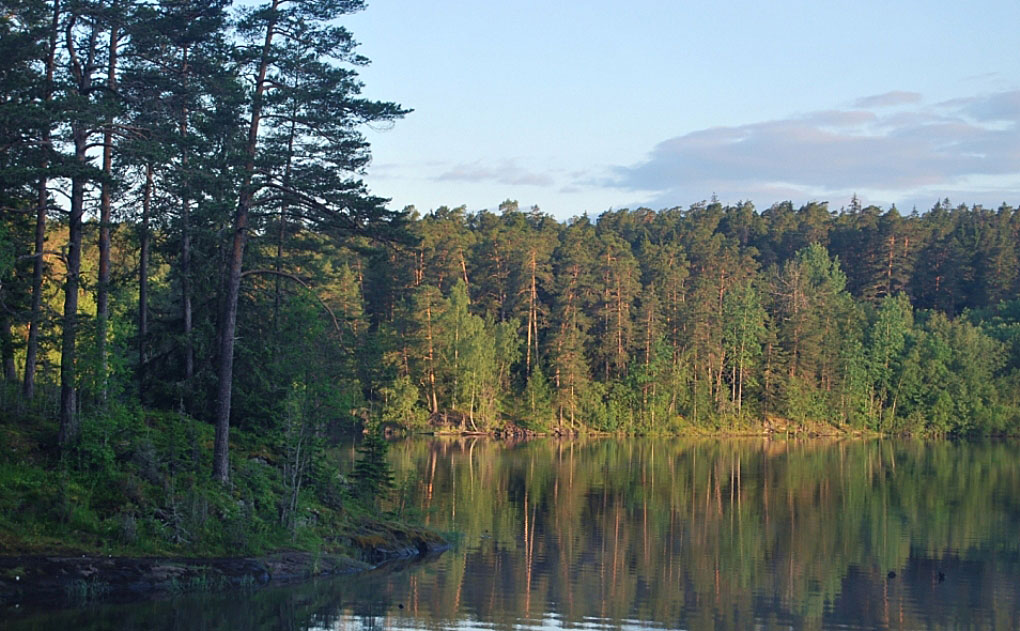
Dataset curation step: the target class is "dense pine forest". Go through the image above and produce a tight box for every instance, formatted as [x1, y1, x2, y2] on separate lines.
[3, 1, 1020, 464]
[371, 198, 1020, 435]
[0, 0, 414, 556]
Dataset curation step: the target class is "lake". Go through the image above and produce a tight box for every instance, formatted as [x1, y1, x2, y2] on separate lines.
[5, 437, 1020, 630]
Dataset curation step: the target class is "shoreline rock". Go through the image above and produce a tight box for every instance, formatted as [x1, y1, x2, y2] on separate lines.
[0, 536, 449, 609]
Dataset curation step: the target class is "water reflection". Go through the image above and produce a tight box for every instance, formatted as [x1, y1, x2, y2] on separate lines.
[4, 438, 1020, 630]
[382, 437, 1020, 630]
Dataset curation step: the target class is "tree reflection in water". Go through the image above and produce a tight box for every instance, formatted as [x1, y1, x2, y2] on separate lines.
[6, 438, 1020, 630]
[382, 437, 1020, 630]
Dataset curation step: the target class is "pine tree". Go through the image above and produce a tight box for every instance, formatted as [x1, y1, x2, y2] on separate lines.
[593, 231, 639, 380]
[123, 0, 235, 394]
[58, 0, 119, 442]
[212, 0, 407, 482]
[549, 217, 597, 429]
[352, 424, 393, 503]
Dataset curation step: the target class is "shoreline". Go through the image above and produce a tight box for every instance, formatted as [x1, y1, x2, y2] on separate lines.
[0, 530, 448, 610]
[422, 421, 880, 439]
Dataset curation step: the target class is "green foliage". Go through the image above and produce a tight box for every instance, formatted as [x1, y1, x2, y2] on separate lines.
[521, 366, 554, 430]
[721, 282, 768, 417]
[0, 403, 399, 557]
[352, 426, 394, 504]
[3, 6, 1020, 530]
[379, 374, 427, 428]
[0, 222, 12, 278]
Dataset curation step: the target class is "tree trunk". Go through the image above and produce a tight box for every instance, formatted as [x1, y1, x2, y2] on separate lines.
[213, 1, 279, 482]
[178, 45, 194, 384]
[885, 234, 895, 298]
[96, 19, 120, 404]
[616, 268, 624, 373]
[212, 199, 248, 481]
[737, 335, 746, 415]
[459, 250, 470, 294]
[138, 164, 152, 396]
[525, 252, 536, 373]
[23, 0, 61, 400]
[60, 141, 87, 444]
[60, 16, 98, 445]
[23, 175, 49, 398]
[274, 105, 297, 327]
[425, 297, 439, 414]
[181, 188, 193, 382]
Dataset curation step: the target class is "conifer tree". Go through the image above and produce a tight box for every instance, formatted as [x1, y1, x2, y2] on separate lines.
[6, 0, 63, 400]
[58, 0, 117, 442]
[213, 0, 407, 482]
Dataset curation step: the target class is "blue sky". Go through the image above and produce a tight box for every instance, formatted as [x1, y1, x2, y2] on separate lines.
[343, 1, 1020, 220]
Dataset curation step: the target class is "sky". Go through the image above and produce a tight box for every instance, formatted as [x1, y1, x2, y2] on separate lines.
[342, 1, 1020, 220]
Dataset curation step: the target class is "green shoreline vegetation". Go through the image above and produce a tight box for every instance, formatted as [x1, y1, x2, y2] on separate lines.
[2, 0, 1020, 598]
[0, 391, 433, 560]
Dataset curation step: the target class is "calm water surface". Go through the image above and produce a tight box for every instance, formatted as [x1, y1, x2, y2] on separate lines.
[6, 438, 1020, 630]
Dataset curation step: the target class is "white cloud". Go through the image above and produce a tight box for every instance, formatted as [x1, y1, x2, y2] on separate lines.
[612, 90, 1020, 209]
[853, 91, 923, 108]
[437, 160, 555, 187]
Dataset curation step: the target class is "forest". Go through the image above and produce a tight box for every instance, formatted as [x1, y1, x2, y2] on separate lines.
[0, 0, 413, 556]
[352, 197, 1020, 436]
[3, 0, 1020, 565]
[4, 2, 1020, 469]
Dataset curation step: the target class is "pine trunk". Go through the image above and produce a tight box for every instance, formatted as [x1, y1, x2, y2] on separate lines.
[181, 190, 193, 382]
[526, 251, 536, 374]
[60, 16, 98, 444]
[23, 0, 61, 400]
[138, 164, 152, 396]
[425, 299, 438, 414]
[96, 21, 119, 404]
[179, 45, 194, 383]
[60, 142, 87, 444]
[213, 0, 279, 482]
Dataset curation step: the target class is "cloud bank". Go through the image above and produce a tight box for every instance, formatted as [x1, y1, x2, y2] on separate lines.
[613, 90, 1020, 209]
[853, 91, 922, 108]
[438, 160, 554, 187]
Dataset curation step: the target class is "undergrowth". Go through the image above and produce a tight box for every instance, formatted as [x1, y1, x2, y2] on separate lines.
[0, 386, 411, 558]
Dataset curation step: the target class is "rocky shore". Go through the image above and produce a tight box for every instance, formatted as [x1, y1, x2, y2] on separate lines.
[0, 529, 447, 608]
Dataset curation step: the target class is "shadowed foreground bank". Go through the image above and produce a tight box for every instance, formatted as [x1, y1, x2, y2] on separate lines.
[0, 400, 446, 611]
[0, 534, 446, 612]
